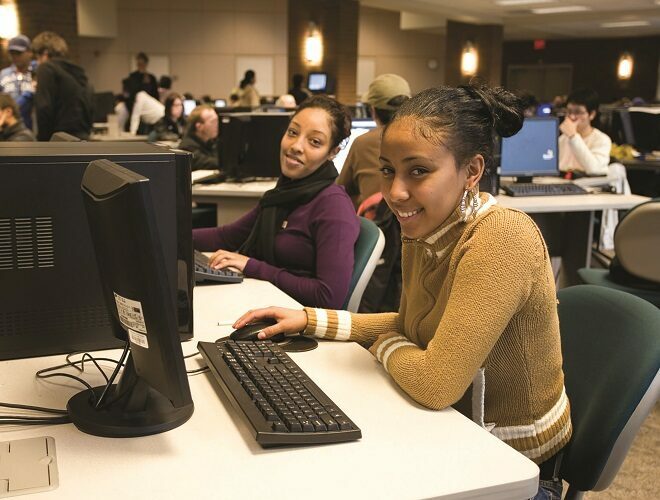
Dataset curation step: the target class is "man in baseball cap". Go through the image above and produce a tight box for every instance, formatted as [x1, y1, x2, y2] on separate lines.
[0, 34, 35, 129]
[337, 74, 412, 208]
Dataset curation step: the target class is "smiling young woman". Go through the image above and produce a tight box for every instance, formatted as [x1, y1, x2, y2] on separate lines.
[192, 96, 359, 309]
[233, 84, 571, 500]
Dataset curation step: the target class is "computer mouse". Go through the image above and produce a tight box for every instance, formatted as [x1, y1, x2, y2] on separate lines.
[229, 319, 284, 342]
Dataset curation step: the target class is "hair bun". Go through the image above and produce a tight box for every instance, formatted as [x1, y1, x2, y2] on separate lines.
[470, 85, 524, 138]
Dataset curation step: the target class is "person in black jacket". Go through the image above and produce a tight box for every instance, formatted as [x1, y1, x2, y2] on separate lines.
[0, 92, 35, 141]
[148, 92, 186, 142]
[32, 31, 93, 141]
[125, 52, 158, 115]
[179, 104, 219, 170]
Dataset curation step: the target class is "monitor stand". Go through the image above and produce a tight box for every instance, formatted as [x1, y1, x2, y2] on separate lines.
[67, 355, 194, 437]
[515, 176, 533, 183]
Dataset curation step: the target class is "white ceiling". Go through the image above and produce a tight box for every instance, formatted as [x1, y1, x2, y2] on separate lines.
[360, 0, 660, 39]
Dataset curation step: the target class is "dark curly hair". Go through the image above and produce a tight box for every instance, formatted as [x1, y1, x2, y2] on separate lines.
[294, 95, 351, 149]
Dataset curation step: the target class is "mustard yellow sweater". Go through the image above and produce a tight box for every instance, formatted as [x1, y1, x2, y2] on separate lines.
[303, 194, 572, 463]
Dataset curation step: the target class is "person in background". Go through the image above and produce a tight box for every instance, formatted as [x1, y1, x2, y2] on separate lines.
[275, 94, 296, 108]
[193, 95, 360, 309]
[559, 88, 611, 177]
[32, 31, 93, 141]
[125, 52, 158, 107]
[288, 73, 312, 105]
[0, 34, 36, 129]
[235, 85, 571, 500]
[129, 90, 165, 135]
[236, 70, 260, 108]
[157, 75, 173, 102]
[148, 92, 185, 142]
[0, 93, 35, 141]
[515, 89, 538, 118]
[179, 104, 219, 170]
[337, 73, 411, 209]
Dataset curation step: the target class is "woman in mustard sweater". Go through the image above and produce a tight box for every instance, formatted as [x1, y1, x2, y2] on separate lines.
[233, 84, 571, 500]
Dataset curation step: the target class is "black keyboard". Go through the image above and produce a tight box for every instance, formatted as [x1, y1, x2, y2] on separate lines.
[198, 339, 362, 447]
[194, 250, 243, 284]
[503, 182, 588, 197]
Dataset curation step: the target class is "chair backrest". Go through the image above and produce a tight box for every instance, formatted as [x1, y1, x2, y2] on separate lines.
[614, 198, 660, 283]
[557, 285, 660, 495]
[343, 217, 385, 313]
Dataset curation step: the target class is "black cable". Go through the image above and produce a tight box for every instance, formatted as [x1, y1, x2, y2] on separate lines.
[94, 342, 130, 409]
[0, 416, 71, 425]
[184, 351, 200, 359]
[0, 401, 68, 415]
[184, 351, 208, 374]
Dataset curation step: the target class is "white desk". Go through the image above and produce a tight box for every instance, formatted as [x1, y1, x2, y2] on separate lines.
[1, 279, 538, 499]
[192, 180, 276, 224]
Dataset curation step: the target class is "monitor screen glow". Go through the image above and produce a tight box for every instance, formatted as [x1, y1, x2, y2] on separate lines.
[308, 73, 328, 92]
[333, 120, 378, 174]
[183, 99, 197, 116]
[499, 117, 559, 178]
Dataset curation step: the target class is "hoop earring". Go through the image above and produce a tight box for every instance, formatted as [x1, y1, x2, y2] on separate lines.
[460, 189, 469, 218]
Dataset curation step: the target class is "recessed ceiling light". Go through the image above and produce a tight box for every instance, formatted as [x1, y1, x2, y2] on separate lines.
[601, 20, 651, 28]
[495, 0, 555, 5]
[532, 5, 591, 14]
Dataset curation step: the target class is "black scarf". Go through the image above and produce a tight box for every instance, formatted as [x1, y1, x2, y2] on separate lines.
[238, 160, 338, 266]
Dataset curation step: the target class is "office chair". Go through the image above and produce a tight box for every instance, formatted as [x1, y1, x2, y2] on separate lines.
[342, 217, 385, 313]
[556, 285, 660, 500]
[578, 198, 660, 306]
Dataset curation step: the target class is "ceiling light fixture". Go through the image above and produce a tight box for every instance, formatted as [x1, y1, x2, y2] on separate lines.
[601, 21, 650, 28]
[495, 0, 555, 6]
[0, 2, 19, 39]
[532, 5, 591, 14]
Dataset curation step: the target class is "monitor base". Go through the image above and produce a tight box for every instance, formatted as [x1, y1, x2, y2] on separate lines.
[67, 379, 194, 438]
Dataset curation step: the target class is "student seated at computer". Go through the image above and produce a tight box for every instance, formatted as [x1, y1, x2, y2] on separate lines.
[0, 93, 35, 141]
[193, 96, 360, 309]
[148, 92, 185, 142]
[234, 85, 571, 500]
[559, 88, 611, 177]
[179, 104, 219, 170]
[337, 74, 411, 210]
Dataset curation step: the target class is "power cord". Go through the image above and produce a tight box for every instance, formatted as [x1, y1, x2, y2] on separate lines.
[0, 349, 126, 426]
[184, 351, 209, 375]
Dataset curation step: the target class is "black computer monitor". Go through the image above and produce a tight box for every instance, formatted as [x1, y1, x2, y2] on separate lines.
[0, 142, 193, 360]
[499, 117, 559, 183]
[218, 112, 292, 181]
[629, 108, 660, 153]
[50, 131, 83, 142]
[66, 159, 194, 437]
[92, 91, 115, 123]
[307, 72, 328, 93]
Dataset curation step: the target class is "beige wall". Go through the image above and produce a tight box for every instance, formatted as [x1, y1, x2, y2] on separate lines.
[78, 0, 288, 100]
[358, 6, 445, 96]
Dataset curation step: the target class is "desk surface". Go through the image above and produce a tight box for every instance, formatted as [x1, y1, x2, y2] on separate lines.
[1, 280, 538, 499]
[496, 192, 648, 213]
[192, 180, 277, 198]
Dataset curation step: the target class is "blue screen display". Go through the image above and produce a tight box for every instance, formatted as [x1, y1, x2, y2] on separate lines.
[500, 117, 559, 177]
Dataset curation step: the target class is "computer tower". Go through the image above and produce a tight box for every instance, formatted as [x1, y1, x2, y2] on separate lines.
[0, 142, 193, 360]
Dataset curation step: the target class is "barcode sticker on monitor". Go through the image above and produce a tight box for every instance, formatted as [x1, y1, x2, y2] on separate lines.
[114, 293, 147, 333]
[128, 329, 149, 349]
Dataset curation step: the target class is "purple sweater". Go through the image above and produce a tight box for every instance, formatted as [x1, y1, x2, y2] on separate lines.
[193, 184, 360, 309]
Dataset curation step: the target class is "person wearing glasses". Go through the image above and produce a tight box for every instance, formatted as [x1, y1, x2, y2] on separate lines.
[558, 88, 611, 177]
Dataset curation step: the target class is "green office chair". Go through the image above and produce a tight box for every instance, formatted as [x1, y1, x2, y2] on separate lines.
[557, 285, 660, 500]
[578, 198, 660, 306]
[342, 217, 385, 313]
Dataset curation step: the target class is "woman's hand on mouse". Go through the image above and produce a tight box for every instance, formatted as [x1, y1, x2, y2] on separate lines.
[209, 249, 249, 272]
[233, 307, 308, 340]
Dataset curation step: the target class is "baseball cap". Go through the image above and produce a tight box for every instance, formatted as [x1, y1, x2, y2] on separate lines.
[8, 35, 31, 53]
[362, 74, 411, 110]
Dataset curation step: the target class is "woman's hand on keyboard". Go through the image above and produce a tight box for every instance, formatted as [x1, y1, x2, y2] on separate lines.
[233, 307, 308, 340]
[209, 249, 249, 272]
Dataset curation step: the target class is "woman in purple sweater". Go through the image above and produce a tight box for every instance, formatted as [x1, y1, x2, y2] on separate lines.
[193, 96, 360, 309]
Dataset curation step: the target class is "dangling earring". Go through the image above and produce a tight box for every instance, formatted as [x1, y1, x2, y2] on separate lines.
[472, 187, 480, 213]
[460, 189, 469, 218]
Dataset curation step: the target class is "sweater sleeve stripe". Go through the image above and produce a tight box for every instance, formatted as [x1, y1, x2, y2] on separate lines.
[314, 309, 328, 338]
[334, 310, 351, 340]
[302, 308, 352, 341]
[381, 340, 417, 372]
